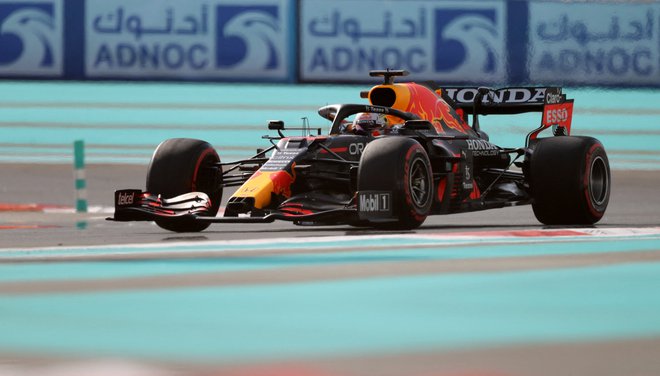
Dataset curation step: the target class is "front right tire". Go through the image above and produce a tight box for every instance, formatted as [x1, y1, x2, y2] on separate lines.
[358, 137, 433, 229]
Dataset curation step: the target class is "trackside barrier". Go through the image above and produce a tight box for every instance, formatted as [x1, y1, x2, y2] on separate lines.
[0, 0, 295, 82]
[299, 0, 660, 86]
[0, 0, 658, 86]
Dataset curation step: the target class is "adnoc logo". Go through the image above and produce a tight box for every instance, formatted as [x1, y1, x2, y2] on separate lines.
[434, 8, 503, 77]
[0, 1, 62, 75]
[216, 5, 280, 71]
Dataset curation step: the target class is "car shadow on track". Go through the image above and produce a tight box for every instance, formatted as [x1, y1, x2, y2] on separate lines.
[193, 223, 539, 238]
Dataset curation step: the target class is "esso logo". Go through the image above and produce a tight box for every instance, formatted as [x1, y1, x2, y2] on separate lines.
[349, 143, 365, 155]
[545, 108, 568, 124]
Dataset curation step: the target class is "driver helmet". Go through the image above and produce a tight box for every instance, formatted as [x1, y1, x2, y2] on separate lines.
[351, 112, 390, 134]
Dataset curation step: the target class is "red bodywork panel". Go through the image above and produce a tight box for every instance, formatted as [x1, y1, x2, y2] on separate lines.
[368, 82, 476, 137]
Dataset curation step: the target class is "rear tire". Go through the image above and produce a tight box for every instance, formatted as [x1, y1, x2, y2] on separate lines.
[529, 136, 610, 225]
[358, 137, 433, 229]
[146, 138, 222, 232]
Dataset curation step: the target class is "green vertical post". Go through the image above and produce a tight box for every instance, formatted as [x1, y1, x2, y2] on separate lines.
[74, 140, 88, 213]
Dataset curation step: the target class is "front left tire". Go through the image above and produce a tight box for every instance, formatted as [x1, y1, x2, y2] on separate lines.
[146, 138, 222, 232]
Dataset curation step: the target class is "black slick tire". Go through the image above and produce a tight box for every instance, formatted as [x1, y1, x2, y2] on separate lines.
[146, 138, 222, 232]
[529, 136, 610, 225]
[358, 137, 433, 229]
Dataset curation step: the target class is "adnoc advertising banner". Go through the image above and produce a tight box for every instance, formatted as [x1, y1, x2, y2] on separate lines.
[529, 3, 660, 85]
[85, 0, 292, 81]
[0, 0, 64, 76]
[300, 0, 507, 83]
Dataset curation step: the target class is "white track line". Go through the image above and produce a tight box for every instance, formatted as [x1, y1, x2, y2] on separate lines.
[1, 227, 660, 257]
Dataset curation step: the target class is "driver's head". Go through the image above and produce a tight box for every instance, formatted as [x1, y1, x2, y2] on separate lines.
[352, 112, 389, 134]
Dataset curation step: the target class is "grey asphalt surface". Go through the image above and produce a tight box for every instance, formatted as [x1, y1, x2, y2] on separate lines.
[0, 163, 658, 248]
[1, 163, 660, 376]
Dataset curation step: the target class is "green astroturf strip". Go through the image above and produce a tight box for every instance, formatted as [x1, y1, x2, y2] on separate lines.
[1, 236, 659, 282]
[0, 261, 659, 363]
[0, 82, 659, 167]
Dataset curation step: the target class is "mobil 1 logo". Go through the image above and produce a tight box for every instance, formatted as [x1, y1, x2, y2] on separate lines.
[358, 191, 392, 220]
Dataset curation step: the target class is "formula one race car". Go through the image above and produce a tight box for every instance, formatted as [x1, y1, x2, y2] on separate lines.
[110, 70, 610, 232]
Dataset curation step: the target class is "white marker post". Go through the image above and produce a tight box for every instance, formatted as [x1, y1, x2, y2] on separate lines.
[73, 140, 88, 213]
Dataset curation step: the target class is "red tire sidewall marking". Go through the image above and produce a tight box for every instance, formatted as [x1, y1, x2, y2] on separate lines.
[191, 147, 217, 192]
[583, 142, 604, 218]
[403, 143, 428, 222]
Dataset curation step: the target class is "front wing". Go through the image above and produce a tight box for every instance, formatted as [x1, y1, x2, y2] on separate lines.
[108, 189, 369, 225]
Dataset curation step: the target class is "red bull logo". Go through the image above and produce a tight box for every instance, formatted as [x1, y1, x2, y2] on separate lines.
[433, 99, 470, 134]
[371, 82, 470, 135]
[231, 169, 295, 209]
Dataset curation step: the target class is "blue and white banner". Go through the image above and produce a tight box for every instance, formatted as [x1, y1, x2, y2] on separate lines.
[3, 0, 660, 87]
[85, 0, 292, 80]
[529, 3, 660, 85]
[300, 0, 507, 83]
[0, 0, 63, 76]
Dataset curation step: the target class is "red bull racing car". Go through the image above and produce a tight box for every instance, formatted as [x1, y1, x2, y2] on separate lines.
[110, 70, 610, 232]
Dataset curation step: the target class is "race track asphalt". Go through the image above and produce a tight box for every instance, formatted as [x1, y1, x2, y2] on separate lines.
[1, 164, 659, 376]
[0, 164, 658, 247]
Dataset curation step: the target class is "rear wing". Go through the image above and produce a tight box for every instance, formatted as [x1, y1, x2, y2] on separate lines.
[440, 87, 552, 114]
[429, 85, 574, 145]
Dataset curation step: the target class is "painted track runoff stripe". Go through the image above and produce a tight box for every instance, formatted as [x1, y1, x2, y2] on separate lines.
[0, 204, 113, 214]
[0, 203, 70, 212]
[1, 227, 659, 259]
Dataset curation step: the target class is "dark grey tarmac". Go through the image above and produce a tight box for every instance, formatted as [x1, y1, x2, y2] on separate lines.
[1, 164, 659, 376]
[0, 164, 658, 248]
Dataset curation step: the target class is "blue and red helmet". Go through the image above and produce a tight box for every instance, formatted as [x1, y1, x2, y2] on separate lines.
[351, 112, 390, 134]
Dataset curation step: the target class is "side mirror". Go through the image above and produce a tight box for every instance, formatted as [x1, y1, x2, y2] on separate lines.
[268, 120, 284, 130]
